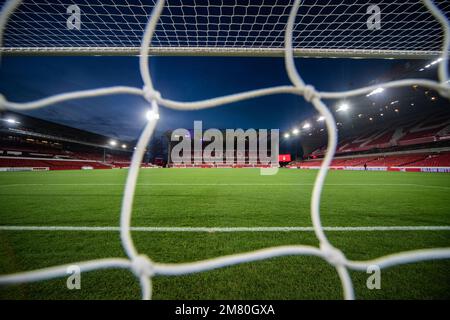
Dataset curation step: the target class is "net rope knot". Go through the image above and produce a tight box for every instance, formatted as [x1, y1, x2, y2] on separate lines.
[301, 85, 320, 102]
[143, 86, 161, 103]
[131, 255, 154, 278]
[320, 243, 347, 266]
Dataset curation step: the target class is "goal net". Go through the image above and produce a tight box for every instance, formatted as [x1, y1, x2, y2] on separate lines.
[0, 0, 449, 300]
[1, 0, 449, 58]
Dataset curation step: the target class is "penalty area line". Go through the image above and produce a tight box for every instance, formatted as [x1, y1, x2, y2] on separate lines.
[0, 226, 449, 232]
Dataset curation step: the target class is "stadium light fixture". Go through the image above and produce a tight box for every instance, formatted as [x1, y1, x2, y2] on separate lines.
[336, 103, 350, 112]
[5, 118, 17, 124]
[292, 128, 300, 135]
[432, 57, 443, 64]
[109, 140, 117, 147]
[317, 116, 325, 122]
[146, 109, 160, 121]
[121, 144, 127, 149]
[284, 133, 290, 139]
[366, 87, 384, 97]
[302, 122, 311, 129]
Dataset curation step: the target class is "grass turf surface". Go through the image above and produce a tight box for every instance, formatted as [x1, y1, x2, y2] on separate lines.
[0, 168, 449, 299]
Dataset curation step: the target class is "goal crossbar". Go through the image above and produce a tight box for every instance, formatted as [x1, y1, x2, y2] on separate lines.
[1, 46, 445, 59]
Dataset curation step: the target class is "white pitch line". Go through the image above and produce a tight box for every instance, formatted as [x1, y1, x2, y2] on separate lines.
[0, 183, 448, 189]
[0, 226, 449, 232]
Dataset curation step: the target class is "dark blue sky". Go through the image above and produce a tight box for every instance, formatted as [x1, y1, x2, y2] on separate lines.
[0, 55, 405, 140]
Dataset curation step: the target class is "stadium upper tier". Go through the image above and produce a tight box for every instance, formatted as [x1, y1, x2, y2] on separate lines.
[309, 110, 449, 157]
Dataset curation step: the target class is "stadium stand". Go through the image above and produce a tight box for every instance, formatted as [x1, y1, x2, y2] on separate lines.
[166, 129, 277, 168]
[289, 151, 450, 172]
[291, 82, 450, 173]
[0, 111, 140, 171]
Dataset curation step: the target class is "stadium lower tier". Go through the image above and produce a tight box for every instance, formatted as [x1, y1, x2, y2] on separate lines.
[288, 152, 450, 173]
[0, 157, 111, 171]
[0, 157, 160, 171]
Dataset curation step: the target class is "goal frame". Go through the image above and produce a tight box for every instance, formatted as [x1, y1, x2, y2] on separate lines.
[0, 46, 445, 59]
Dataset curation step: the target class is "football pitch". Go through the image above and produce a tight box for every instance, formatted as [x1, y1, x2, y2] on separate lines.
[0, 168, 449, 300]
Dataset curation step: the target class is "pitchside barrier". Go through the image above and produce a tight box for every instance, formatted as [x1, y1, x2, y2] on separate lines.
[0, 0, 449, 300]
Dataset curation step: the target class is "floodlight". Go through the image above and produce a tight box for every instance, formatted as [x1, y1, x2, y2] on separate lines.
[317, 116, 325, 122]
[336, 103, 349, 112]
[366, 87, 384, 97]
[284, 133, 290, 139]
[302, 122, 311, 129]
[6, 118, 16, 124]
[109, 140, 117, 146]
[146, 109, 160, 121]
[121, 144, 127, 149]
[292, 128, 300, 135]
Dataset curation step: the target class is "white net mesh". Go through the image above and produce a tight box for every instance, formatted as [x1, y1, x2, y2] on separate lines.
[0, 0, 449, 58]
[0, 0, 449, 300]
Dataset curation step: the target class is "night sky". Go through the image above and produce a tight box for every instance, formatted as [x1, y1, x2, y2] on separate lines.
[0, 55, 405, 140]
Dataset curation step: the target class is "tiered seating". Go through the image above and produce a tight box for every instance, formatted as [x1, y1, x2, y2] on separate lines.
[308, 112, 450, 157]
[398, 126, 446, 145]
[365, 154, 426, 167]
[405, 153, 450, 167]
[364, 130, 395, 147]
[0, 158, 49, 168]
[0, 157, 110, 170]
[45, 160, 110, 170]
[332, 157, 377, 166]
[71, 151, 104, 161]
[289, 152, 449, 169]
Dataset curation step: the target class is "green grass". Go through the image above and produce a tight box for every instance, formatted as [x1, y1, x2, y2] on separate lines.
[0, 168, 449, 299]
